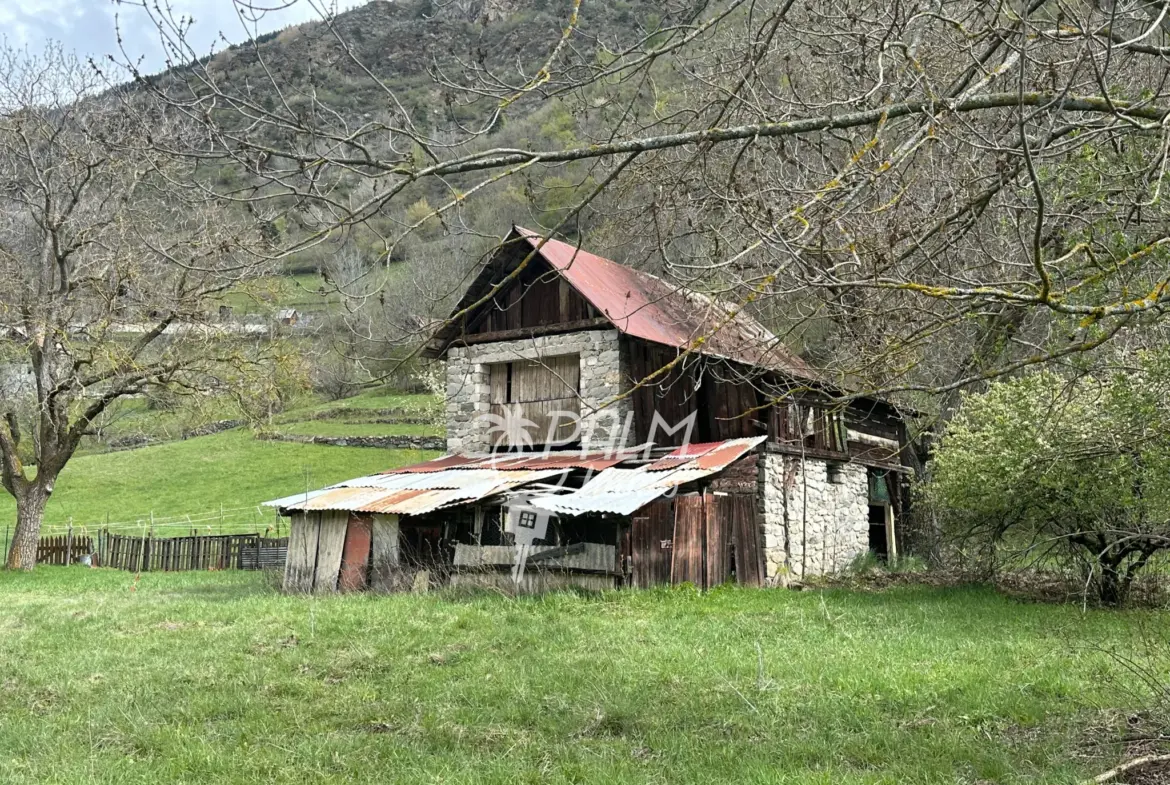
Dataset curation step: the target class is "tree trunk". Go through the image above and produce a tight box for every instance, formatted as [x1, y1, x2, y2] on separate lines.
[6, 483, 49, 570]
[1097, 560, 1127, 607]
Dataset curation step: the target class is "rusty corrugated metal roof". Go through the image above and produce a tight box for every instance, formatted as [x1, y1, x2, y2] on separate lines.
[264, 466, 571, 515]
[645, 437, 765, 472]
[529, 436, 766, 516]
[391, 452, 623, 473]
[265, 439, 763, 517]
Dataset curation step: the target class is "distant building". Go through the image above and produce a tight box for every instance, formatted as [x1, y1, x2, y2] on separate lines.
[276, 308, 300, 326]
[268, 226, 913, 593]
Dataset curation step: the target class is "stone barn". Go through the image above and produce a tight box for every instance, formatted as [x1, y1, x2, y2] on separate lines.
[267, 227, 912, 592]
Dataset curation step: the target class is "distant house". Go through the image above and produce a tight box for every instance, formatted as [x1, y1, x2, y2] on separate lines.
[268, 226, 912, 593]
[276, 308, 300, 326]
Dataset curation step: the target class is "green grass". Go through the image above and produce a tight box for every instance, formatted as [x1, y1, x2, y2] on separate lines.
[289, 390, 436, 416]
[0, 429, 438, 532]
[277, 420, 440, 438]
[0, 571, 1160, 784]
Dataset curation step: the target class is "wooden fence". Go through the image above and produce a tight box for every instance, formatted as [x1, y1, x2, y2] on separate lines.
[36, 531, 288, 572]
[36, 535, 95, 566]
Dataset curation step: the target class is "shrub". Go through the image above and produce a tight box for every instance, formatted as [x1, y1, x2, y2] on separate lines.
[924, 353, 1170, 605]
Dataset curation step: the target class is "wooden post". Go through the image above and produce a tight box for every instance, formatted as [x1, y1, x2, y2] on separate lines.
[885, 503, 898, 567]
[66, 521, 73, 566]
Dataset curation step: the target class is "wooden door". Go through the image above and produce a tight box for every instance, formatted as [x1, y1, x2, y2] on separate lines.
[629, 498, 674, 587]
[671, 494, 706, 586]
[705, 492, 731, 587]
[726, 493, 764, 587]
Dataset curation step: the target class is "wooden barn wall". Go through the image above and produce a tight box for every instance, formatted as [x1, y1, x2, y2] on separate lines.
[626, 339, 765, 446]
[636, 488, 761, 590]
[467, 249, 597, 334]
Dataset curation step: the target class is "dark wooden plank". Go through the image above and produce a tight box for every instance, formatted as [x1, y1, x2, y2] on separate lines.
[671, 494, 706, 587]
[705, 492, 730, 588]
[729, 493, 764, 587]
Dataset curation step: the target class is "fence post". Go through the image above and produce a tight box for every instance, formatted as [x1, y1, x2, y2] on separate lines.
[66, 521, 73, 566]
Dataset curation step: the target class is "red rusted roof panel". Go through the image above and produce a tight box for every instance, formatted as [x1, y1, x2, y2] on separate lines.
[389, 452, 622, 474]
[645, 436, 765, 471]
[389, 455, 479, 473]
[515, 227, 817, 379]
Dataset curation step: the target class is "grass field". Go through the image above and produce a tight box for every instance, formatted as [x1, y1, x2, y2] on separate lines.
[0, 429, 438, 533]
[0, 388, 443, 536]
[276, 420, 440, 438]
[0, 570, 1161, 784]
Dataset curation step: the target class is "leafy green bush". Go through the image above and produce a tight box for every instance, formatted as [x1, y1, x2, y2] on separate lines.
[925, 353, 1170, 605]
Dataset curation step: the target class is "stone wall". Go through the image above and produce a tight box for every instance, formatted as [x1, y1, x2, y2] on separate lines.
[257, 432, 445, 451]
[445, 330, 632, 453]
[759, 453, 870, 582]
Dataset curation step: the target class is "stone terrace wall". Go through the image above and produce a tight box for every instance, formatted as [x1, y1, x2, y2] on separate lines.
[445, 330, 632, 454]
[759, 453, 869, 582]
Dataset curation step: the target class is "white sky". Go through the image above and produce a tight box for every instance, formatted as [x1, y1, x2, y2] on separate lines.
[1, 0, 364, 75]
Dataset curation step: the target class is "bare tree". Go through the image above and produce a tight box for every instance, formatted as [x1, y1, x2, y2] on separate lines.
[0, 43, 273, 569]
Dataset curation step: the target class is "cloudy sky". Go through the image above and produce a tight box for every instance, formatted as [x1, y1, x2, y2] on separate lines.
[1, 0, 363, 75]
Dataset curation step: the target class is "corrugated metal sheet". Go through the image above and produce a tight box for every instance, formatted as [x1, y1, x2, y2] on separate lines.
[391, 452, 623, 473]
[265, 467, 570, 515]
[265, 438, 764, 517]
[529, 437, 766, 516]
[645, 437, 765, 472]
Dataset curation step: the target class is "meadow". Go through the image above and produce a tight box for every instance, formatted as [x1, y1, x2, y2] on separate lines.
[0, 569, 1161, 784]
[0, 389, 442, 537]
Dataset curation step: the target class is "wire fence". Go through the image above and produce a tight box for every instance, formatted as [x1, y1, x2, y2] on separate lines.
[1, 504, 289, 562]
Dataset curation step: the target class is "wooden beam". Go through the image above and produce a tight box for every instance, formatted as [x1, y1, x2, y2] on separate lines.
[449, 317, 611, 348]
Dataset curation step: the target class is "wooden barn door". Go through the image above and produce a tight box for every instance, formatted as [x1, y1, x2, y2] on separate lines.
[671, 494, 706, 586]
[665, 492, 760, 589]
[628, 498, 674, 587]
[725, 493, 764, 587]
[705, 494, 732, 587]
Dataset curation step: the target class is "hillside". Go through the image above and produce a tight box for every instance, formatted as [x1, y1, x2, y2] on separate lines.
[171, 0, 677, 131]
[159, 0, 681, 332]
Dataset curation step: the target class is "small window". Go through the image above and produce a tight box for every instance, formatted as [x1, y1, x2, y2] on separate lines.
[518, 510, 538, 530]
[827, 462, 847, 485]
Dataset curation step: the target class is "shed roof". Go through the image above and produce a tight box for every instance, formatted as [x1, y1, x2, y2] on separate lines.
[427, 226, 817, 380]
[263, 439, 764, 518]
[264, 465, 572, 516]
[528, 436, 766, 516]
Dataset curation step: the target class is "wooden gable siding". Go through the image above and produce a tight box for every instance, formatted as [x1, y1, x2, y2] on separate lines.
[468, 250, 597, 335]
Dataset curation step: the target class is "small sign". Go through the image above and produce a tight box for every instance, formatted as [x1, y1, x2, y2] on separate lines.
[504, 495, 551, 585]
